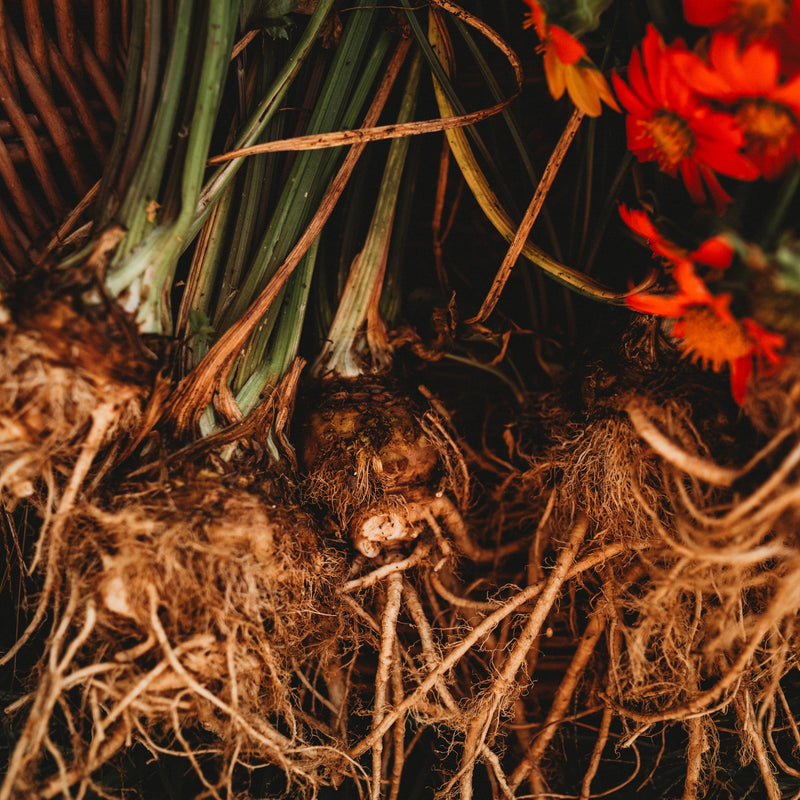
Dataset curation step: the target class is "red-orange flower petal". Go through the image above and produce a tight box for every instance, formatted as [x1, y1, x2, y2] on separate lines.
[690, 235, 734, 269]
[614, 25, 758, 211]
[549, 24, 587, 64]
[524, 0, 618, 117]
[619, 204, 684, 261]
[729, 354, 753, 404]
[678, 33, 800, 179]
[683, 0, 793, 37]
[682, 0, 736, 26]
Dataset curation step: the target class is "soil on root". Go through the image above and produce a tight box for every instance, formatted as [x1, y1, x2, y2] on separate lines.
[480, 333, 800, 798]
[0, 265, 157, 506]
[4, 321, 800, 799]
[1, 463, 356, 799]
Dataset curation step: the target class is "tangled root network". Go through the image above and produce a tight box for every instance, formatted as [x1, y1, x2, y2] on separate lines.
[4, 336, 800, 799]
[3, 466, 356, 798]
[0, 297, 148, 505]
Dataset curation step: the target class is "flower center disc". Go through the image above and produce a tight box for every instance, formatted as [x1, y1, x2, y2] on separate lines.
[644, 111, 694, 171]
[678, 307, 753, 371]
[733, 0, 788, 32]
[738, 99, 795, 145]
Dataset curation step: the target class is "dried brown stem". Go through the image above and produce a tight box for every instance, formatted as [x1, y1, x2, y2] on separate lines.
[54, 0, 80, 76]
[0, 61, 62, 219]
[8, 20, 88, 194]
[93, 0, 113, 70]
[0, 135, 40, 238]
[21, 0, 50, 88]
[45, 29, 107, 161]
[467, 107, 584, 325]
[79, 32, 120, 120]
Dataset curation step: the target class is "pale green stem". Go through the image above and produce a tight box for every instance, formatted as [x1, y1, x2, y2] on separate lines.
[314, 50, 423, 378]
[106, 1, 241, 333]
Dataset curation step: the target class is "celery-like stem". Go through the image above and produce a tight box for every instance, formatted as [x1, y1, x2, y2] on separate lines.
[187, 0, 337, 241]
[106, 1, 241, 334]
[313, 50, 423, 379]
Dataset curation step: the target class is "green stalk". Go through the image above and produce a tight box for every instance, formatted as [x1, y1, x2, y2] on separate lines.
[314, 50, 423, 378]
[113, 0, 194, 253]
[228, 11, 391, 393]
[187, 0, 337, 241]
[220, 5, 384, 333]
[175, 180, 237, 369]
[106, 1, 241, 333]
[214, 50, 282, 324]
[761, 162, 800, 249]
[235, 238, 320, 421]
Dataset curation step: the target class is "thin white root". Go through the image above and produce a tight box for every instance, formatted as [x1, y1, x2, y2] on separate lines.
[0, 595, 97, 800]
[736, 691, 780, 800]
[452, 516, 590, 799]
[371, 570, 404, 800]
[579, 704, 613, 800]
[680, 716, 709, 800]
[509, 599, 603, 793]
[350, 516, 591, 761]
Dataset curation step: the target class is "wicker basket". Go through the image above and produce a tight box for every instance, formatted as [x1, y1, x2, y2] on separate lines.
[0, 0, 124, 277]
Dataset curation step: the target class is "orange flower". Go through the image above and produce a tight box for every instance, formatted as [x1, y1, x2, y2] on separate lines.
[675, 34, 800, 178]
[613, 25, 759, 213]
[619, 204, 735, 269]
[522, 0, 619, 117]
[626, 259, 785, 403]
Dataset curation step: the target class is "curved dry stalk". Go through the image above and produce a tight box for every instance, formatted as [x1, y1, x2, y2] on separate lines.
[208, 91, 518, 163]
[467, 108, 584, 325]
